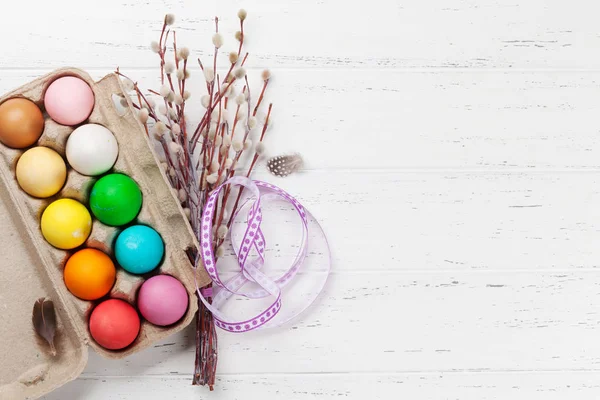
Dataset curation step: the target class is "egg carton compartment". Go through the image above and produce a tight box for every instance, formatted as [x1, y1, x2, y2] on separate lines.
[0, 68, 210, 366]
[0, 167, 87, 400]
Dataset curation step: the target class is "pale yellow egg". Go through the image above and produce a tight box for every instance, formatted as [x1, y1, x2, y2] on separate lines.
[16, 147, 66, 198]
[41, 199, 92, 249]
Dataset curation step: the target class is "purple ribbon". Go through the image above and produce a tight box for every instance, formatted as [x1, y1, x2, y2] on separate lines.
[195, 176, 330, 333]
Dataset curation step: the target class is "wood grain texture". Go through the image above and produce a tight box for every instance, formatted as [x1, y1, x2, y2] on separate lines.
[42, 372, 600, 400]
[0, 0, 593, 398]
[4, 0, 600, 69]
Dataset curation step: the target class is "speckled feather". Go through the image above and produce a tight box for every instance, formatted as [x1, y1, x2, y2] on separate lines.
[266, 154, 303, 177]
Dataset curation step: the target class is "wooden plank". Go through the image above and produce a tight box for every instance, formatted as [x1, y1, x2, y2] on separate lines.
[4, 1, 600, 69]
[278, 170, 600, 273]
[1, 69, 600, 170]
[76, 270, 600, 376]
[238, 170, 600, 273]
[42, 371, 600, 400]
[215, 0, 600, 69]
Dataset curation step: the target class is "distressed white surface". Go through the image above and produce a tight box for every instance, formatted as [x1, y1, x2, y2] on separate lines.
[0, 0, 595, 398]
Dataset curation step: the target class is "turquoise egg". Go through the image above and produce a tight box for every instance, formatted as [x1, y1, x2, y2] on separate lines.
[115, 225, 164, 275]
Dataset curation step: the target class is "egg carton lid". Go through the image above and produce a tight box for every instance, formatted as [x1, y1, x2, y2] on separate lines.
[0, 68, 207, 399]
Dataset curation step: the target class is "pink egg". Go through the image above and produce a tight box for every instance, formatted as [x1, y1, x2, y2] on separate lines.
[44, 76, 95, 125]
[138, 275, 189, 326]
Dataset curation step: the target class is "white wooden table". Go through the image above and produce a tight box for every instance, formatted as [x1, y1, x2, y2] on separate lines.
[3, 0, 600, 398]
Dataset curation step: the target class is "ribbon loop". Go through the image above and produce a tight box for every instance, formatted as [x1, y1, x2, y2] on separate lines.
[195, 177, 329, 332]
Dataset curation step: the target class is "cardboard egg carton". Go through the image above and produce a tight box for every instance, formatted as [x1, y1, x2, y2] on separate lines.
[0, 68, 210, 399]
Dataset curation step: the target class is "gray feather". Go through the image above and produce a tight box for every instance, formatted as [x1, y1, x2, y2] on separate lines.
[267, 154, 303, 177]
[32, 298, 57, 356]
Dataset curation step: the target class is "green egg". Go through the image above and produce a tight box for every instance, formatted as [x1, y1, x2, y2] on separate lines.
[89, 173, 142, 226]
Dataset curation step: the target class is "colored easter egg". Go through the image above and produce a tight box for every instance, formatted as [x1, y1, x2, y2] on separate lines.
[41, 199, 92, 249]
[64, 248, 116, 300]
[44, 76, 95, 126]
[66, 124, 119, 176]
[115, 225, 164, 275]
[138, 275, 189, 326]
[16, 147, 67, 198]
[89, 174, 142, 226]
[0, 98, 44, 148]
[89, 299, 140, 350]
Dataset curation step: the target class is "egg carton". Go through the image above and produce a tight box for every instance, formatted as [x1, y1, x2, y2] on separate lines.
[0, 68, 210, 400]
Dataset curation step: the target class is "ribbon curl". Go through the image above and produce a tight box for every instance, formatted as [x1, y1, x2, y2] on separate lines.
[195, 176, 330, 332]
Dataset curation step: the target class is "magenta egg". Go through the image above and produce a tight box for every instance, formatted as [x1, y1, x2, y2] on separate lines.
[137, 275, 189, 326]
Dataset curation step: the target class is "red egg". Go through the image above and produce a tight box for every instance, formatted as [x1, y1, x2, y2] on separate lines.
[89, 299, 140, 350]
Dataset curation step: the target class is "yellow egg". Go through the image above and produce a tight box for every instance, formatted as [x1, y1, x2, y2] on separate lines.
[41, 199, 92, 249]
[16, 147, 66, 198]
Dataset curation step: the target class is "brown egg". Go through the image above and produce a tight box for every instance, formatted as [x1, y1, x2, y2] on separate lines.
[0, 98, 44, 148]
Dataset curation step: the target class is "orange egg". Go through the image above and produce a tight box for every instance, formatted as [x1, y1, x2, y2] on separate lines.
[64, 248, 116, 300]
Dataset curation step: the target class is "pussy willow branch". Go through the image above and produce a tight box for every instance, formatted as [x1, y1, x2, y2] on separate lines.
[118, 10, 271, 391]
[225, 103, 272, 232]
[214, 79, 267, 240]
[190, 15, 246, 151]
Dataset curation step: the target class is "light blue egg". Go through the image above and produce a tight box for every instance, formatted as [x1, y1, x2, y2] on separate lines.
[115, 225, 164, 274]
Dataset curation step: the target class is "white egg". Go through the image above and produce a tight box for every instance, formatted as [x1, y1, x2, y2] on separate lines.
[66, 124, 119, 176]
